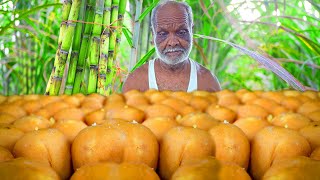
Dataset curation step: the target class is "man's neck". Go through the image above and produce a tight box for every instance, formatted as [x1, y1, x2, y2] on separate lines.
[157, 58, 190, 74]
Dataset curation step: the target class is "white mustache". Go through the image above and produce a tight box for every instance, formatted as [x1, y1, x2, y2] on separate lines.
[163, 47, 185, 54]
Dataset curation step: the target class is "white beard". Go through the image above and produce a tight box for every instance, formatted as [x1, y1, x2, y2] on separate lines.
[155, 38, 193, 65]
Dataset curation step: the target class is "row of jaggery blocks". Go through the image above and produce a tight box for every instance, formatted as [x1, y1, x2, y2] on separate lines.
[0, 89, 319, 179]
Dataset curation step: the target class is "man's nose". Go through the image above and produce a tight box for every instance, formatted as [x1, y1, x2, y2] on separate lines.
[167, 34, 179, 47]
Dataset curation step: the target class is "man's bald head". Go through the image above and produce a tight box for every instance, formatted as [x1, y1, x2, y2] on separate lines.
[151, 1, 193, 34]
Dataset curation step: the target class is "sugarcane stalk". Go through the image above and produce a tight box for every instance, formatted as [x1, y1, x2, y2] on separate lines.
[46, 0, 73, 95]
[46, 0, 81, 95]
[115, 0, 128, 53]
[97, 0, 112, 95]
[87, 0, 105, 94]
[129, 0, 142, 71]
[105, 0, 120, 94]
[58, 0, 72, 48]
[73, 0, 96, 94]
[138, 11, 150, 60]
[64, 0, 87, 95]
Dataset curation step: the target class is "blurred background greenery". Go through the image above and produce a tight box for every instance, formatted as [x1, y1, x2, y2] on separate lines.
[0, 0, 319, 95]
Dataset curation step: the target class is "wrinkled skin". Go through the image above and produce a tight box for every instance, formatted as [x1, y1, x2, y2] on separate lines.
[122, 2, 221, 93]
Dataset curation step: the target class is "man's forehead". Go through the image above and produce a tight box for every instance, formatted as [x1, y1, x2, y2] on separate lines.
[155, 3, 189, 25]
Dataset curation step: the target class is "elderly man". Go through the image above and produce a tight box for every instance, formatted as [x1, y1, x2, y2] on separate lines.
[122, 0, 221, 93]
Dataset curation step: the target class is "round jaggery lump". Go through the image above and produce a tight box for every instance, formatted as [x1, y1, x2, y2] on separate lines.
[0, 127, 24, 151]
[22, 99, 43, 114]
[237, 104, 270, 120]
[70, 162, 160, 180]
[171, 156, 251, 180]
[0, 146, 14, 163]
[280, 96, 302, 112]
[250, 126, 311, 180]
[307, 110, 320, 122]
[208, 123, 250, 169]
[233, 117, 271, 141]
[206, 105, 237, 123]
[178, 112, 220, 131]
[53, 107, 85, 122]
[159, 126, 214, 180]
[269, 112, 311, 130]
[189, 96, 211, 112]
[105, 105, 145, 123]
[0, 113, 16, 125]
[217, 94, 241, 107]
[145, 104, 178, 119]
[262, 156, 320, 180]
[299, 122, 320, 150]
[297, 101, 320, 116]
[84, 108, 106, 125]
[52, 119, 87, 143]
[142, 116, 179, 141]
[0, 104, 26, 119]
[13, 129, 71, 179]
[72, 119, 158, 170]
[12, 115, 52, 133]
[0, 157, 60, 180]
[310, 147, 320, 160]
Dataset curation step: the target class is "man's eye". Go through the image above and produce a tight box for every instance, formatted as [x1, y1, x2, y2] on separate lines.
[157, 31, 167, 36]
[177, 30, 188, 35]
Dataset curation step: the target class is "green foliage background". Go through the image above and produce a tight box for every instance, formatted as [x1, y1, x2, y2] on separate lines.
[0, 0, 319, 95]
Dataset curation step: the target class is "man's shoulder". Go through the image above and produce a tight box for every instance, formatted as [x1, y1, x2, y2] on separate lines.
[122, 62, 149, 93]
[191, 59, 213, 75]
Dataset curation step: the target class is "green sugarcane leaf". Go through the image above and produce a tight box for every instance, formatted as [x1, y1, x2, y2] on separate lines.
[194, 33, 306, 91]
[0, 3, 62, 35]
[122, 26, 133, 47]
[131, 47, 155, 72]
[138, 0, 160, 23]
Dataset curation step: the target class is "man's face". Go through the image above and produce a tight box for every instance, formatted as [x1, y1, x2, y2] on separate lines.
[154, 3, 192, 65]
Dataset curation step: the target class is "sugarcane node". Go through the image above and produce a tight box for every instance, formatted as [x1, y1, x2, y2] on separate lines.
[104, 7, 111, 11]
[90, 65, 98, 70]
[96, 10, 104, 15]
[99, 74, 106, 79]
[86, 4, 94, 10]
[118, 14, 123, 19]
[64, 0, 71, 3]
[100, 53, 108, 59]
[111, 5, 119, 10]
[65, 85, 73, 89]
[53, 76, 62, 81]
[71, 51, 79, 58]
[83, 34, 89, 39]
[60, 49, 69, 56]
[66, 21, 76, 27]
[60, 21, 67, 26]
[76, 67, 83, 72]
[93, 36, 101, 43]
[102, 30, 110, 36]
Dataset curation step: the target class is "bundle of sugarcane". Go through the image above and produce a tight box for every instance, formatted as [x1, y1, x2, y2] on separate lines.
[45, 0, 128, 96]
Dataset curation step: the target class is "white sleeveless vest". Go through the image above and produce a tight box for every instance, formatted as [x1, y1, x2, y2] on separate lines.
[148, 59, 197, 92]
